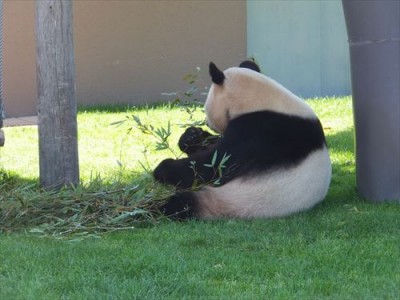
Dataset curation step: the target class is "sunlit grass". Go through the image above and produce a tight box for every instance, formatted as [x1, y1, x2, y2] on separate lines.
[0, 103, 205, 182]
[1, 97, 400, 299]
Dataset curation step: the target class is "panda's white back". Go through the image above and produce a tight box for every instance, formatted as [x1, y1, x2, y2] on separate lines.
[197, 64, 332, 219]
[221, 68, 317, 120]
[195, 147, 331, 219]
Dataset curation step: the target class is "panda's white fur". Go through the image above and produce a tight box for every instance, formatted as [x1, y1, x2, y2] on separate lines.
[205, 67, 316, 133]
[195, 149, 331, 218]
[197, 66, 331, 218]
[154, 61, 332, 219]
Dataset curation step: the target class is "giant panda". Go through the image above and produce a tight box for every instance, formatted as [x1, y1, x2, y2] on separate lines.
[153, 60, 331, 220]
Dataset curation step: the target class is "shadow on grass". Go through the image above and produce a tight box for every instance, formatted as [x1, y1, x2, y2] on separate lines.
[316, 128, 360, 211]
[0, 169, 38, 189]
[326, 128, 354, 153]
[0, 167, 162, 235]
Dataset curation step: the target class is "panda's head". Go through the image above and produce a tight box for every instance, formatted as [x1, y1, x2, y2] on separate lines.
[204, 61, 315, 133]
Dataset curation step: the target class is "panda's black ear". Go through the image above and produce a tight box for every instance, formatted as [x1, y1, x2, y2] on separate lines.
[209, 62, 225, 85]
[239, 60, 261, 73]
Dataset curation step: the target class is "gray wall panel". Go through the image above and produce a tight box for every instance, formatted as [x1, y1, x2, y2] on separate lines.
[248, 0, 351, 98]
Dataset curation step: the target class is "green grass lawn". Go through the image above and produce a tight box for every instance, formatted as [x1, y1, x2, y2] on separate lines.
[1, 97, 400, 299]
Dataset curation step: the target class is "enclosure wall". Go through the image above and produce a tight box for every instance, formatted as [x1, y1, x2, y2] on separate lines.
[3, 1, 246, 117]
[247, 0, 351, 98]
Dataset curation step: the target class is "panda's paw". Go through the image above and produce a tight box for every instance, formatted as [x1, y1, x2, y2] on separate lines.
[178, 127, 210, 154]
[159, 192, 196, 220]
[153, 158, 175, 184]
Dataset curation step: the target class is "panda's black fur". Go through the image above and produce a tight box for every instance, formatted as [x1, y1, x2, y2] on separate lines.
[154, 60, 331, 220]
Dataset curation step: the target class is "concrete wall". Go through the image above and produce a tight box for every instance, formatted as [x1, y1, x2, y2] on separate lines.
[247, 0, 351, 98]
[4, 0, 36, 117]
[4, 1, 246, 117]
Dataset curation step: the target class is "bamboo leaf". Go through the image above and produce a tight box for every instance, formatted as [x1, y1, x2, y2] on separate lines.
[132, 115, 142, 126]
[211, 150, 218, 166]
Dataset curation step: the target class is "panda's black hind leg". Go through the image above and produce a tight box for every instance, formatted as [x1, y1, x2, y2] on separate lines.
[159, 191, 197, 221]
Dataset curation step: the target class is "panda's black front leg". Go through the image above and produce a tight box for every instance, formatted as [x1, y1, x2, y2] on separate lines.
[178, 127, 220, 156]
[153, 157, 196, 188]
[154, 145, 237, 190]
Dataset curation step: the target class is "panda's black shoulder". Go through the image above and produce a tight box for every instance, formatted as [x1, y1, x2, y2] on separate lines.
[220, 110, 326, 170]
[226, 110, 325, 143]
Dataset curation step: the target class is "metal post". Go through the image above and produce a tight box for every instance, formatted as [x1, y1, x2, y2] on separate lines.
[342, 0, 400, 201]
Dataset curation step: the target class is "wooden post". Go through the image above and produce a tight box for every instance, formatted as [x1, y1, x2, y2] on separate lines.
[0, 0, 4, 147]
[35, 0, 79, 188]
